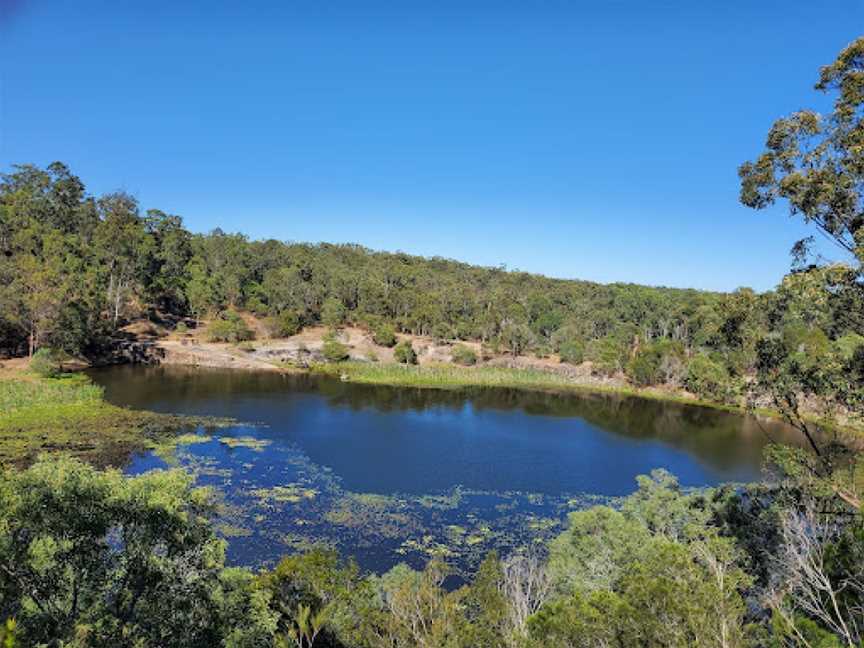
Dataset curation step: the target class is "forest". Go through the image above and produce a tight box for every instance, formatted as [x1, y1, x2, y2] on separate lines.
[1, 155, 863, 409]
[1, 33, 864, 648]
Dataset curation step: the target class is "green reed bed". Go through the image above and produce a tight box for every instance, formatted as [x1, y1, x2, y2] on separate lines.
[0, 373, 103, 413]
[315, 362, 589, 392]
[0, 371, 216, 468]
[311, 361, 765, 413]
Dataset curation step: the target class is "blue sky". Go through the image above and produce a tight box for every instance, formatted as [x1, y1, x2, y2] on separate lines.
[1, 1, 861, 291]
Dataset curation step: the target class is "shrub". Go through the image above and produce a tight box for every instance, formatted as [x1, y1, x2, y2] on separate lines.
[245, 296, 269, 317]
[558, 340, 585, 365]
[372, 324, 397, 347]
[321, 298, 346, 328]
[237, 341, 256, 353]
[30, 348, 61, 378]
[626, 340, 686, 387]
[481, 342, 498, 360]
[782, 323, 830, 369]
[685, 354, 734, 402]
[533, 344, 553, 359]
[431, 323, 452, 344]
[498, 321, 534, 356]
[322, 339, 349, 362]
[454, 320, 475, 340]
[175, 321, 188, 334]
[451, 344, 477, 366]
[0, 456, 274, 647]
[835, 332, 864, 361]
[627, 350, 661, 387]
[586, 336, 628, 377]
[267, 310, 302, 338]
[206, 312, 253, 343]
[394, 340, 417, 365]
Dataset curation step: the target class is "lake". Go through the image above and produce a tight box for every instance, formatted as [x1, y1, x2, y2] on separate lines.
[91, 365, 800, 577]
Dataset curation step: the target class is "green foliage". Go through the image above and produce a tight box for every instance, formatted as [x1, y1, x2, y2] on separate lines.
[586, 336, 628, 376]
[450, 344, 477, 366]
[1, 455, 862, 646]
[321, 297, 346, 328]
[543, 470, 752, 647]
[267, 309, 302, 338]
[29, 347, 61, 378]
[0, 619, 15, 648]
[686, 353, 735, 402]
[372, 323, 397, 347]
[322, 338, 350, 362]
[5, 160, 853, 408]
[558, 339, 585, 365]
[498, 320, 534, 357]
[626, 339, 686, 387]
[393, 340, 417, 365]
[0, 373, 101, 414]
[207, 310, 253, 343]
[835, 332, 864, 361]
[739, 37, 864, 264]
[0, 455, 274, 646]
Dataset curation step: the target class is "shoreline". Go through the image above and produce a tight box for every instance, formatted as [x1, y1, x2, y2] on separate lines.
[306, 361, 784, 420]
[9, 328, 852, 438]
[146, 341, 793, 423]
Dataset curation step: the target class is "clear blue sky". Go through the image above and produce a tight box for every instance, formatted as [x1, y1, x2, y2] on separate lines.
[1, 1, 861, 291]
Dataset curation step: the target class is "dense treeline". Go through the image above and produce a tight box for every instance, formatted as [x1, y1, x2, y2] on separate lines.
[1, 159, 862, 405]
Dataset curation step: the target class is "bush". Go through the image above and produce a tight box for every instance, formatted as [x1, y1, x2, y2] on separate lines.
[0, 456, 274, 647]
[558, 340, 585, 365]
[835, 332, 864, 361]
[685, 354, 734, 402]
[498, 321, 534, 356]
[267, 310, 302, 338]
[175, 321, 188, 334]
[586, 336, 628, 377]
[394, 340, 417, 365]
[454, 320, 475, 340]
[30, 348, 61, 378]
[481, 342, 498, 360]
[626, 340, 686, 387]
[372, 324, 397, 347]
[451, 344, 477, 366]
[626, 350, 661, 386]
[245, 296, 269, 317]
[532, 344, 552, 359]
[321, 298, 346, 328]
[322, 339, 350, 362]
[206, 312, 253, 343]
[431, 323, 452, 344]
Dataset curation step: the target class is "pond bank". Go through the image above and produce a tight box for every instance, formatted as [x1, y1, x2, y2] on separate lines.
[147, 334, 734, 412]
[0, 363, 227, 467]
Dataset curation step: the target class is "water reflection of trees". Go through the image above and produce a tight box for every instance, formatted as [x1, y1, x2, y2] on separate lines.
[96, 366, 803, 473]
[309, 377, 803, 471]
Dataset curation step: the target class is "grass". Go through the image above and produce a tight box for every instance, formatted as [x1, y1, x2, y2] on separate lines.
[314, 362, 864, 440]
[313, 361, 864, 422]
[0, 370, 221, 468]
[0, 373, 103, 412]
[311, 361, 732, 409]
[314, 362, 585, 390]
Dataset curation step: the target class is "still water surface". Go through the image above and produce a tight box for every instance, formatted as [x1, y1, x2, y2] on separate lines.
[91, 365, 799, 575]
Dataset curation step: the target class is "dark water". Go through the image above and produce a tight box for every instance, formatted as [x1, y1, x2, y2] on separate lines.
[90, 365, 800, 575]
